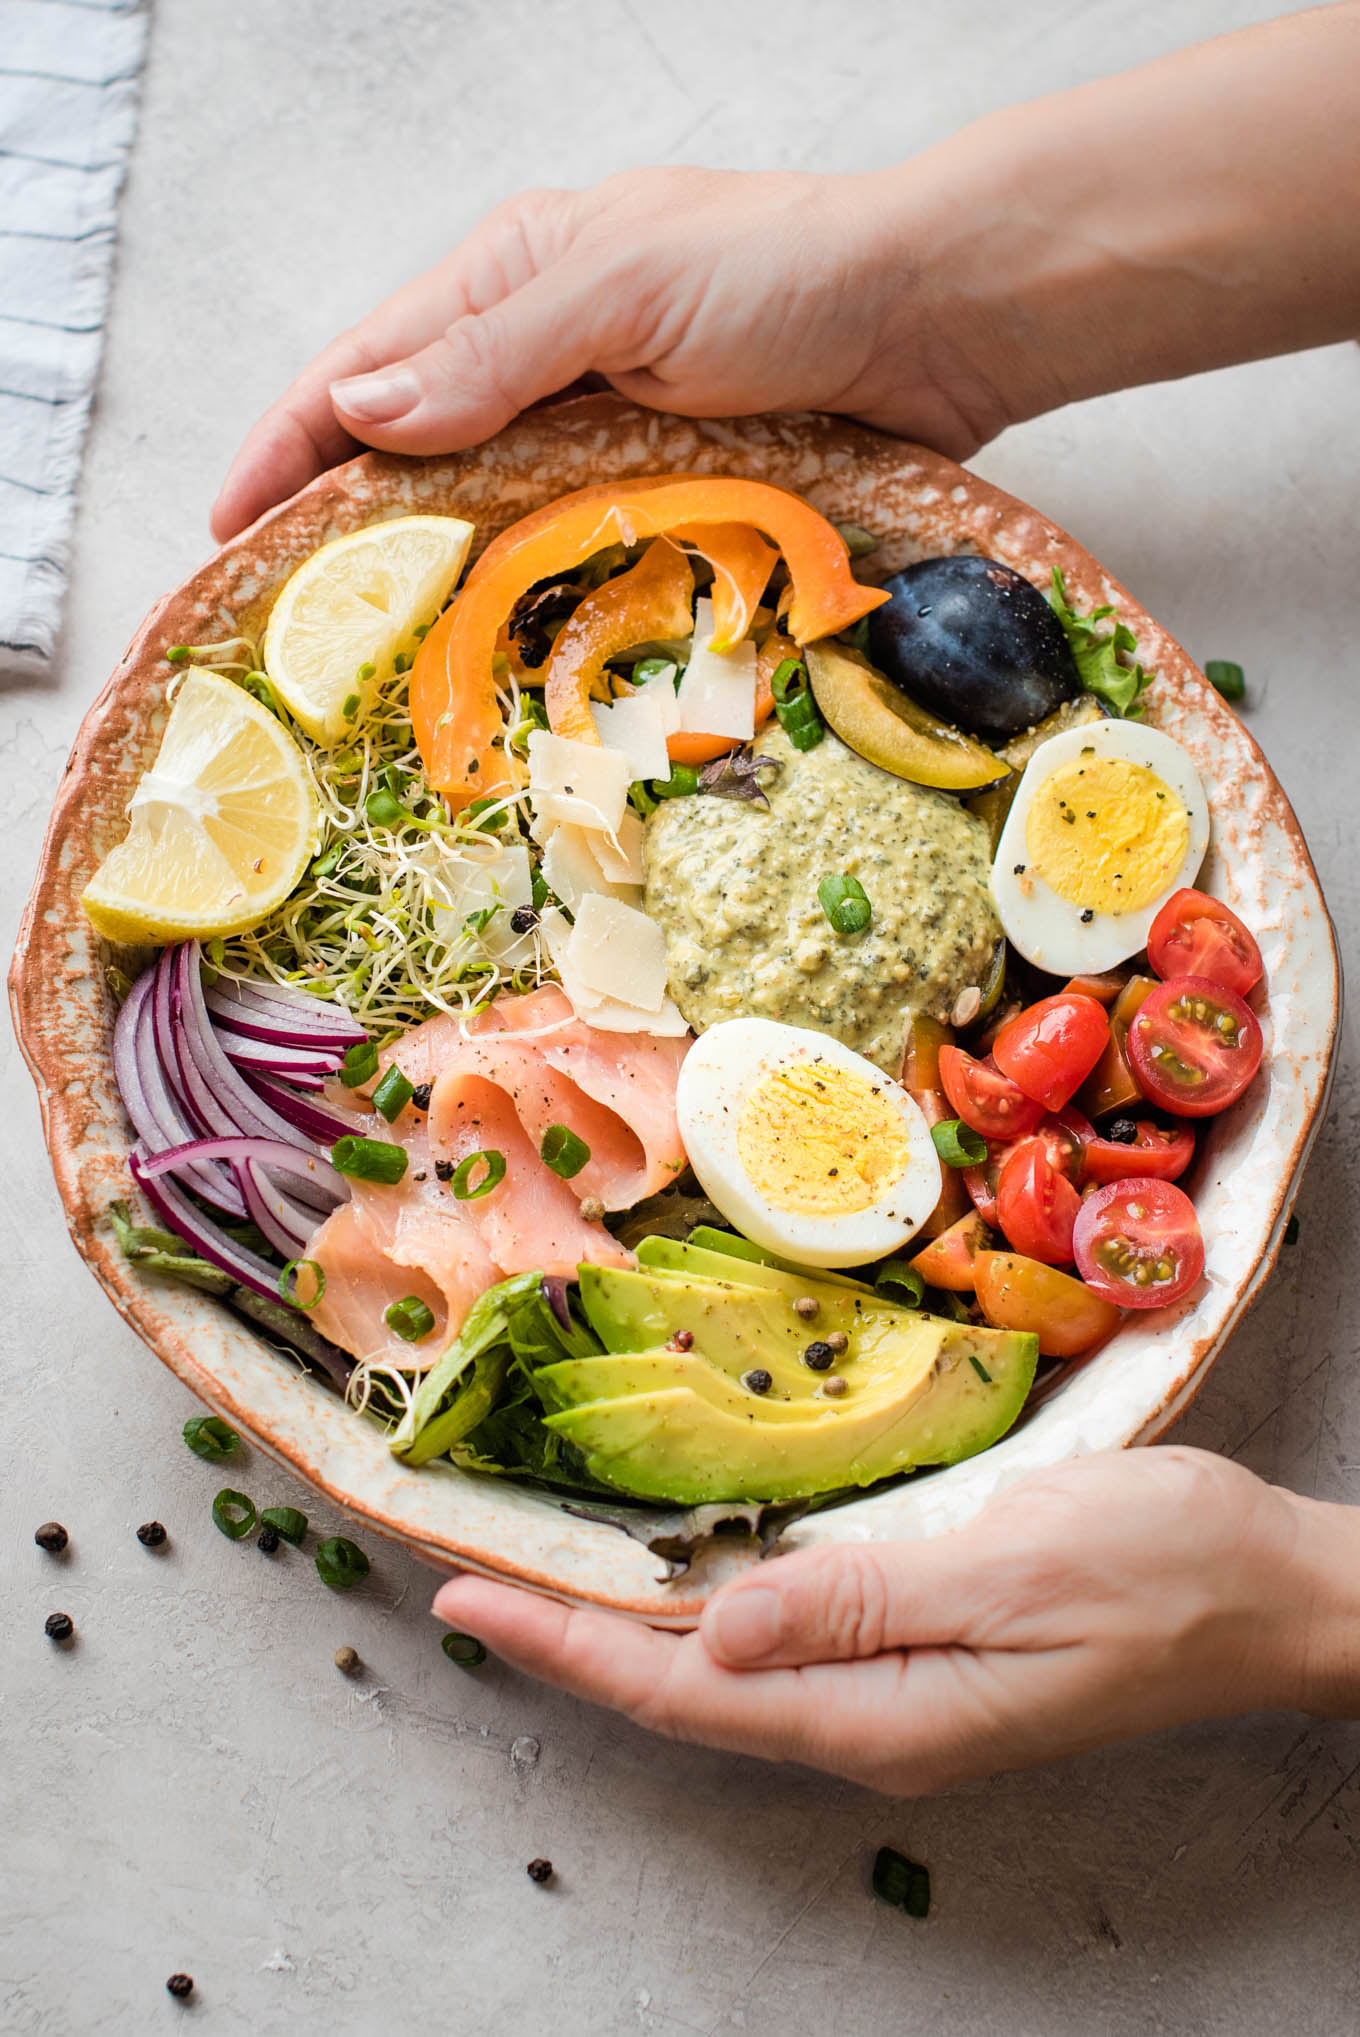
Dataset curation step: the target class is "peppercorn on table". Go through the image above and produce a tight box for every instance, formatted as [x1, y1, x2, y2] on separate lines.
[4, 0, 1359, 2031]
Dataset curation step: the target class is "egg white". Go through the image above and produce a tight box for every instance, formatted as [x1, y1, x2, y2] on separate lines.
[675, 1017, 942, 1268]
[991, 719, 1210, 975]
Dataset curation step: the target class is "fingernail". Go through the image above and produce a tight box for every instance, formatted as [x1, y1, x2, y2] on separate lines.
[331, 368, 421, 423]
[707, 1586, 781, 1663]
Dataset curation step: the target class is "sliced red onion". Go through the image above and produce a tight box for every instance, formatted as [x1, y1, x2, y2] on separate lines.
[173, 944, 334, 1165]
[238, 1161, 326, 1259]
[222, 1035, 331, 1090]
[130, 1147, 294, 1303]
[136, 1134, 347, 1206]
[205, 974, 365, 1046]
[243, 1072, 362, 1146]
[115, 967, 247, 1216]
[542, 1273, 574, 1333]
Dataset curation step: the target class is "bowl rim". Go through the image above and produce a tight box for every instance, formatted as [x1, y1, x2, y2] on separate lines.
[9, 395, 1341, 1623]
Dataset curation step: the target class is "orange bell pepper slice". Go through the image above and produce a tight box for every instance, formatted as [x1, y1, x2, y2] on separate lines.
[543, 539, 694, 745]
[665, 628, 793, 768]
[410, 475, 887, 804]
[669, 522, 778, 651]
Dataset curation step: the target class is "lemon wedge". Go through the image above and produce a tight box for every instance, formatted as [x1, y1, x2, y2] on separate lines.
[262, 514, 474, 744]
[82, 669, 319, 944]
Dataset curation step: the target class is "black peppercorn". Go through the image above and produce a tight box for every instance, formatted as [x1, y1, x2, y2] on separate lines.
[742, 1368, 773, 1395]
[802, 1340, 835, 1371]
[34, 1521, 68, 1553]
[526, 1858, 554, 1884]
[136, 1521, 167, 1548]
[166, 1974, 194, 1999]
[257, 1526, 280, 1554]
[44, 1612, 74, 1642]
[409, 1082, 433, 1112]
[1107, 1119, 1138, 1144]
[510, 905, 539, 934]
[434, 1159, 454, 1182]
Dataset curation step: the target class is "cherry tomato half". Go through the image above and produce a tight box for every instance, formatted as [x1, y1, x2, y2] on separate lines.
[962, 1151, 1004, 1226]
[974, 1250, 1124, 1359]
[938, 1046, 1044, 1142]
[1082, 1119, 1195, 1185]
[1127, 974, 1264, 1118]
[992, 993, 1110, 1112]
[996, 1141, 1082, 1265]
[961, 1106, 1091, 1224]
[1073, 1179, 1205, 1308]
[909, 1210, 994, 1292]
[1148, 887, 1263, 999]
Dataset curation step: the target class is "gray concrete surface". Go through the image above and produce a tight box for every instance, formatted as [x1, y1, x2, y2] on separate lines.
[4, 1, 1359, 2031]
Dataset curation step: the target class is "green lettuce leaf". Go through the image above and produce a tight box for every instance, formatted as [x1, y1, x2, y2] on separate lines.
[1048, 568, 1153, 718]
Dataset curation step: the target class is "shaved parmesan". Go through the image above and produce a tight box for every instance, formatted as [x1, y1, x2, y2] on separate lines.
[567, 894, 669, 1012]
[527, 730, 629, 833]
[589, 808, 646, 886]
[541, 824, 641, 913]
[675, 596, 757, 739]
[539, 907, 688, 1034]
[633, 666, 682, 736]
[590, 690, 672, 785]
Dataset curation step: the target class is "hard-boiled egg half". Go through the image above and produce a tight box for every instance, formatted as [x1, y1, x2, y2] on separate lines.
[991, 719, 1210, 975]
[676, 1018, 942, 1268]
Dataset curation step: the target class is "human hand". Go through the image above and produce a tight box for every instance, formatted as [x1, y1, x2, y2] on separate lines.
[210, 164, 1021, 542]
[432, 1448, 1360, 1794]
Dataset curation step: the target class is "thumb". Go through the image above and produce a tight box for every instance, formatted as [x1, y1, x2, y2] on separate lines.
[700, 1534, 986, 1669]
[327, 262, 627, 454]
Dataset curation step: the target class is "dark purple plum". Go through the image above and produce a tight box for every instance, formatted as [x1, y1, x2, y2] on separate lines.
[867, 556, 1081, 735]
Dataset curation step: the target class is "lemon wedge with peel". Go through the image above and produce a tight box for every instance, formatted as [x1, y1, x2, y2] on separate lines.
[262, 514, 475, 744]
[82, 669, 319, 944]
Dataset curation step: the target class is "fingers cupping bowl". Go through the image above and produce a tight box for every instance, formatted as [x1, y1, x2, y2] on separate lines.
[11, 399, 1336, 1607]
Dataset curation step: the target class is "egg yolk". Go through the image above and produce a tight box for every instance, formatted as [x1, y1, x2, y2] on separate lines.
[736, 1060, 909, 1217]
[1025, 755, 1190, 914]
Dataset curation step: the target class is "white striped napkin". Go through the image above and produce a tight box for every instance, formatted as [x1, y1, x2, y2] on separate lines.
[0, 0, 148, 674]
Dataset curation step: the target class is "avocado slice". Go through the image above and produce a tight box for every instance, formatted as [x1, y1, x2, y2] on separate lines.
[541, 1317, 1038, 1503]
[536, 1348, 838, 1422]
[636, 1234, 872, 1298]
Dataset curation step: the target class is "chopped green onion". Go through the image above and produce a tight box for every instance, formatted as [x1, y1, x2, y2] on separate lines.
[931, 1119, 987, 1168]
[818, 873, 872, 936]
[310, 842, 344, 879]
[451, 1149, 506, 1200]
[968, 1354, 993, 1384]
[315, 1536, 370, 1591]
[652, 764, 701, 800]
[873, 1261, 925, 1308]
[540, 1124, 590, 1179]
[259, 1505, 308, 1546]
[771, 656, 825, 752]
[279, 1257, 326, 1311]
[338, 1038, 379, 1089]
[331, 1135, 409, 1184]
[441, 1632, 487, 1668]
[165, 645, 191, 665]
[183, 1414, 240, 1461]
[372, 1065, 414, 1122]
[1205, 659, 1246, 702]
[872, 1846, 930, 1918]
[385, 1295, 437, 1341]
[212, 1488, 257, 1540]
[365, 787, 413, 829]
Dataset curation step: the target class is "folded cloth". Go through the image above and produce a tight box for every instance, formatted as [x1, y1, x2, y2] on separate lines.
[0, 0, 148, 675]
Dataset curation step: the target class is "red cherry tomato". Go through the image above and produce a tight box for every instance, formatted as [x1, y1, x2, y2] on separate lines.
[1082, 1119, 1195, 1184]
[992, 993, 1110, 1112]
[1073, 1179, 1205, 1308]
[962, 1105, 1091, 1223]
[938, 1046, 1044, 1142]
[1148, 888, 1263, 999]
[962, 1151, 1004, 1226]
[996, 1141, 1082, 1265]
[1127, 974, 1264, 1118]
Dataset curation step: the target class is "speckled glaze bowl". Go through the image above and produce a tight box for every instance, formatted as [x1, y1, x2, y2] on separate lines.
[10, 396, 1340, 1625]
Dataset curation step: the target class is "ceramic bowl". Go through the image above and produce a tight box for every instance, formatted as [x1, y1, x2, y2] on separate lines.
[10, 397, 1339, 1624]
